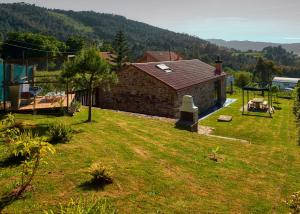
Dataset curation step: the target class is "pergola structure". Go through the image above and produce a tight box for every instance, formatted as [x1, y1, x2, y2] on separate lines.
[242, 85, 273, 117]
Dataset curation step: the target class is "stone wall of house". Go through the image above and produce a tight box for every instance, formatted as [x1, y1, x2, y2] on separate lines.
[175, 76, 227, 117]
[97, 67, 227, 118]
[220, 76, 227, 104]
[97, 67, 178, 117]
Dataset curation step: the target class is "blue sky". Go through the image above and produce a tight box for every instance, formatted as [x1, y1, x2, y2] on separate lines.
[2, 0, 300, 43]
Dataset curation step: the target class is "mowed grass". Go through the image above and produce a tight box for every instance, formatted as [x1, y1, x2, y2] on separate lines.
[0, 93, 300, 213]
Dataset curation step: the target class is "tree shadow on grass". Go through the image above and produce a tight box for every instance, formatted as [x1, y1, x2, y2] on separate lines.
[242, 113, 273, 118]
[0, 154, 24, 168]
[72, 120, 99, 126]
[0, 185, 31, 212]
[78, 180, 112, 192]
[0, 193, 17, 212]
[274, 106, 282, 110]
[22, 123, 50, 136]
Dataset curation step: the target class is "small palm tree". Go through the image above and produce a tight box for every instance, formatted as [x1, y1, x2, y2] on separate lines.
[62, 47, 118, 122]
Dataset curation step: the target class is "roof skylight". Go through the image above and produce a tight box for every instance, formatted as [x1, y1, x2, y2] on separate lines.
[156, 64, 172, 72]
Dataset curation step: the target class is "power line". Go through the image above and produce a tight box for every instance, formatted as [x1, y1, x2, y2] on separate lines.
[0, 41, 77, 54]
[6, 38, 80, 52]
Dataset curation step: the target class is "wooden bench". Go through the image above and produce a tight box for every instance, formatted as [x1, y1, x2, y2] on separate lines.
[262, 101, 268, 109]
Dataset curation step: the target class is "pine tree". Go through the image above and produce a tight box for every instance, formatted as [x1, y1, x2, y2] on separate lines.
[63, 47, 118, 122]
[112, 30, 129, 71]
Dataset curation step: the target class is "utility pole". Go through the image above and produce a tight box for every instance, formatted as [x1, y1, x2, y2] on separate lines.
[22, 50, 25, 65]
[46, 52, 48, 72]
[168, 44, 171, 61]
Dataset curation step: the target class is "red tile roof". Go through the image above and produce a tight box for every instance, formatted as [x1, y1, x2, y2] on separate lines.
[132, 59, 226, 90]
[99, 52, 115, 64]
[144, 51, 183, 62]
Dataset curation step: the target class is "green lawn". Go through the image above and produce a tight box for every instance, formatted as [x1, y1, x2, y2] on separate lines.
[0, 93, 299, 213]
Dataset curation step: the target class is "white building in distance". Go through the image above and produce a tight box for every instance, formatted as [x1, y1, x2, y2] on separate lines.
[272, 77, 300, 90]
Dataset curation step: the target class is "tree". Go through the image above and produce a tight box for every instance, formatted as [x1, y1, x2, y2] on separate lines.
[234, 71, 252, 88]
[263, 46, 297, 66]
[62, 47, 118, 122]
[253, 57, 282, 87]
[1, 32, 67, 60]
[66, 36, 85, 53]
[100, 42, 114, 52]
[112, 30, 129, 71]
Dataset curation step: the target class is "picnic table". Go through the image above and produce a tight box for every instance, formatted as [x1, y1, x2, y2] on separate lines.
[252, 98, 264, 109]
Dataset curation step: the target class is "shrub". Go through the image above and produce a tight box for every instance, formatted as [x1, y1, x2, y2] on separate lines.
[44, 197, 116, 214]
[71, 100, 82, 112]
[2, 113, 16, 127]
[209, 146, 220, 162]
[69, 101, 82, 116]
[88, 162, 113, 184]
[11, 131, 55, 197]
[294, 83, 300, 145]
[48, 123, 73, 144]
[2, 127, 20, 144]
[287, 191, 300, 214]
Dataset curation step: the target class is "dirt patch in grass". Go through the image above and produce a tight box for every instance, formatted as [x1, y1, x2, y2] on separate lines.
[131, 146, 151, 159]
[198, 125, 215, 135]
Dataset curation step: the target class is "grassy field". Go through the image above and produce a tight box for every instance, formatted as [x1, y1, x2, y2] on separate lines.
[231, 52, 264, 58]
[0, 92, 299, 213]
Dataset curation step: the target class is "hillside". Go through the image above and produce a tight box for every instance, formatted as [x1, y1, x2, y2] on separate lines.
[208, 39, 300, 55]
[2, 3, 300, 74]
[0, 3, 220, 62]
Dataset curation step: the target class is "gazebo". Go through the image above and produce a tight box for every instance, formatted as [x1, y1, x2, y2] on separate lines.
[242, 85, 273, 117]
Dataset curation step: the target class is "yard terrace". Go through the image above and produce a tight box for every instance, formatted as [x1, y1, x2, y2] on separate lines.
[0, 92, 299, 213]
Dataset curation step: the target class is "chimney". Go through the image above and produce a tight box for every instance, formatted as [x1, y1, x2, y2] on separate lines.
[215, 56, 223, 75]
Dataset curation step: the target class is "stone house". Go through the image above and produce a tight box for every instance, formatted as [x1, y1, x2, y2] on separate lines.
[96, 59, 227, 118]
[138, 51, 183, 63]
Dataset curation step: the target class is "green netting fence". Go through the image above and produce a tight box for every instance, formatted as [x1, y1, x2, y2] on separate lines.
[0, 61, 34, 102]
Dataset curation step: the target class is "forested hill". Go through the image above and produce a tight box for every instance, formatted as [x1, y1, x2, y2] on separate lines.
[0, 3, 208, 59]
[0, 2, 254, 69]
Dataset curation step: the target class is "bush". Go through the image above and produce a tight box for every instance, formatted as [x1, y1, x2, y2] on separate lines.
[234, 71, 252, 88]
[69, 100, 82, 116]
[294, 84, 300, 145]
[71, 100, 82, 112]
[2, 127, 20, 144]
[2, 113, 16, 127]
[88, 162, 113, 184]
[9, 130, 55, 197]
[209, 146, 220, 162]
[287, 191, 300, 214]
[48, 123, 73, 144]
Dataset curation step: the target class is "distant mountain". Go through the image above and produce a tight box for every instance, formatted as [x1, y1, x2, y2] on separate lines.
[207, 39, 300, 55]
